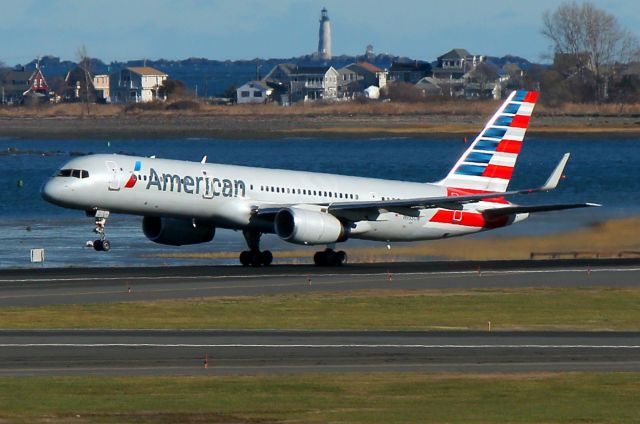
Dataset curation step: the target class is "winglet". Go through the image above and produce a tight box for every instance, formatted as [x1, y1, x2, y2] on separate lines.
[541, 153, 570, 191]
[201, 155, 207, 164]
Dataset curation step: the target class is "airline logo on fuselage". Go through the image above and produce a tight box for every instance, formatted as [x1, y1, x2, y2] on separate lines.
[145, 167, 246, 198]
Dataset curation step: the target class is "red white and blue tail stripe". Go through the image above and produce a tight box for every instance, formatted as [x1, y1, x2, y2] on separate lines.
[438, 90, 538, 193]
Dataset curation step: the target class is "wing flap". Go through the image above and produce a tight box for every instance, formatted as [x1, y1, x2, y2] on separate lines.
[483, 202, 600, 218]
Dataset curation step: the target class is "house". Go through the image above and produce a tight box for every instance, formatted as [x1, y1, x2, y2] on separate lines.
[432, 48, 485, 80]
[266, 64, 339, 102]
[0, 64, 50, 104]
[236, 80, 273, 104]
[93, 74, 110, 103]
[63, 66, 95, 102]
[388, 61, 432, 84]
[415, 77, 443, 96]
[338, 62, 387, 98]
[110, 66, 168, 103]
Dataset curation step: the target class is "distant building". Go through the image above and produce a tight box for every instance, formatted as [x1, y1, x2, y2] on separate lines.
[236, 80, 273, 104]
[266, 64, 339, 103]
[433, 48, 485, 80]
[93, 74, 110, 103]
[317, 8, 332, 60]
[0, 63, 49, 104]
[63, 66, 95, 102]
[388, 61, 432, 84]
[110, 66, 168, 103]
[338, 62, 387, 98]
[415, 77, 443, 96]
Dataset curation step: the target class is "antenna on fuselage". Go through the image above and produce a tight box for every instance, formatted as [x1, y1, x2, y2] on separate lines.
[201, 155, 207, 164]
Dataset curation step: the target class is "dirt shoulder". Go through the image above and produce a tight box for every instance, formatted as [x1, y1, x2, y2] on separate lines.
[1, 102, 639, 139]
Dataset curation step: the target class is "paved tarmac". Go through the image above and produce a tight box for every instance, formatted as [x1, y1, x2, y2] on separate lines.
[1, 330, 639, 376]
[3, 260, 640, 376]
[1, 259, 640, 307]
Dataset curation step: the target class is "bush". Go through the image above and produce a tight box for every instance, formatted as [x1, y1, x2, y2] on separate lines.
[165, 100, 201, 111]
[123, 101, 165, 113]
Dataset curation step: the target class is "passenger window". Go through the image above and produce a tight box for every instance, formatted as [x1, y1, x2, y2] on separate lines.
[329, 192, 332, 198]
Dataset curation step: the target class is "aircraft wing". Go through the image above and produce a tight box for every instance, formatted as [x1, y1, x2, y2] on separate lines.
[327, 153, 575, 212]
[254, 153, 599, 219]
[481, 203, 600, 218]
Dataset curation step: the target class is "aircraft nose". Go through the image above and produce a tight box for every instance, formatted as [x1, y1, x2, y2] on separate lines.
[41, 178, 62, 205]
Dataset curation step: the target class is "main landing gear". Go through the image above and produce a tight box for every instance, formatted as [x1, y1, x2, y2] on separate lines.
[239, 230, 273, 267]
[89, 210, 111, 252]
[313, 248, 347, 266]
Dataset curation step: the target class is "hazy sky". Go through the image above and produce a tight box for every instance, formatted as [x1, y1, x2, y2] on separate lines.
[1, 0, 638, 64]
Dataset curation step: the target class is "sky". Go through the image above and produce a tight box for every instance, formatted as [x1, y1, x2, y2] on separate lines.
[1, 0, 639, 65]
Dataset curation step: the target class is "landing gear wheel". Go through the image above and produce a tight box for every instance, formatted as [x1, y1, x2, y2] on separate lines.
[260, 250, 273, 266]
[314, 249, 347, 266]
[240, 250, 252, 266]
[101, 240, 111, 252]
[239, 249, 273, 267]
[93, 240, 104, 251]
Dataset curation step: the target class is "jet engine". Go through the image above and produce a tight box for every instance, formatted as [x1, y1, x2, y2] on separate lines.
[142, 216, 215, 246]
[274, 208, 345, 245]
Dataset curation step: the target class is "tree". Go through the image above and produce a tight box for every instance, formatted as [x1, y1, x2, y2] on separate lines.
[76, 45, 93, 115]
[161, 79, 187, 99]
[542, 1, 640, 101]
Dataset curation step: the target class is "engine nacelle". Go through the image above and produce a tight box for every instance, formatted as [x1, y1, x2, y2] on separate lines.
[274, 208, 345, 245]
[142, 216, 215, 246]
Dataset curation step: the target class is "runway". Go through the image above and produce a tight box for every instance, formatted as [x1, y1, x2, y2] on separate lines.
[1, 330, 639, 376]
[1, 259, 640, 307]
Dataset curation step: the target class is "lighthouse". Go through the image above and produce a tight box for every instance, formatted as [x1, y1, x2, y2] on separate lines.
[318, 7, 332, 60]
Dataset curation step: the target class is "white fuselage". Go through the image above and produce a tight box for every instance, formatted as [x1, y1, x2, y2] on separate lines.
[42, 154, 519, 243]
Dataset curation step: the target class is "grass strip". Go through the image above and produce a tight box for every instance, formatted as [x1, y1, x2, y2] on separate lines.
[2, 287, 640, 330]
[0, 372, 639, 423]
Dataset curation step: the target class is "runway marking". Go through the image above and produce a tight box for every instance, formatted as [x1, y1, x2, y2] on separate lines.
[2, 267, 640, 284]
[1, 344, 640, 349]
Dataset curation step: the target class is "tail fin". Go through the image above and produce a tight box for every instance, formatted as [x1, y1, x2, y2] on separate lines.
[437, 90, 539, 193]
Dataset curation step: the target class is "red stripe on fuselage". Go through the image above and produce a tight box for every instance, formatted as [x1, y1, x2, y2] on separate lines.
[429, 210, 509, 228]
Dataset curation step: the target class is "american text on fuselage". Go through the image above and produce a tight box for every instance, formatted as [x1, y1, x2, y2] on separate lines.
[146, 168, 246, 198]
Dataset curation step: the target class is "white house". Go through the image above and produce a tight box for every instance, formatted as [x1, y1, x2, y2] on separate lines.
[236, 81, 273, 104]
[110, 66, 168, 103]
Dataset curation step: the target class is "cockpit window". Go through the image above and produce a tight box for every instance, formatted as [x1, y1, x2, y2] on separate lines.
[57, 169, 89, 179]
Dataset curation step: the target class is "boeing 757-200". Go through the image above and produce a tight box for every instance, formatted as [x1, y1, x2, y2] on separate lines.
[41, 90, 598, 266]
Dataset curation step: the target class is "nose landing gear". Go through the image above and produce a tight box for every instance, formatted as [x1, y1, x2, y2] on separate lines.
[88, 210, 111, 252]
[240, 230, 273, 267]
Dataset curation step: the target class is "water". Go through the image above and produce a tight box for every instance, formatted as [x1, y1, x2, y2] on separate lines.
[1, 137, 638, 268]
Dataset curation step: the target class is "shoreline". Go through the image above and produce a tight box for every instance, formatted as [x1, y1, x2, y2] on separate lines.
[1, 114, 640, 139]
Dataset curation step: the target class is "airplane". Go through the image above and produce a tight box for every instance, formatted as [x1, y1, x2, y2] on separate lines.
[41, 90, 598, 266]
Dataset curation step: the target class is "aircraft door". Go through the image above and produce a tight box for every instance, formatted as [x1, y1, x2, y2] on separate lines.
[105, 161, 120, 191]
[202, 171, 214, 199]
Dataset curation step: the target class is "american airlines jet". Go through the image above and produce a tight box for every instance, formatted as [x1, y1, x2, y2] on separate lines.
[41, 91, 597, 266]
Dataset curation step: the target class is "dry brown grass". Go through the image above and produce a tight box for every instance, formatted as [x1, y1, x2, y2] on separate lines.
[3, 99, 640, 119]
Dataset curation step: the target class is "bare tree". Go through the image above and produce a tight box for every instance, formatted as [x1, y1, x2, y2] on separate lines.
[542, 1, 640, 101]
[76, 45, 92, 115]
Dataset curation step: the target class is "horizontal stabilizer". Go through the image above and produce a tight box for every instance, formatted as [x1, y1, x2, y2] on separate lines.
[483, 202, 600, 218]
